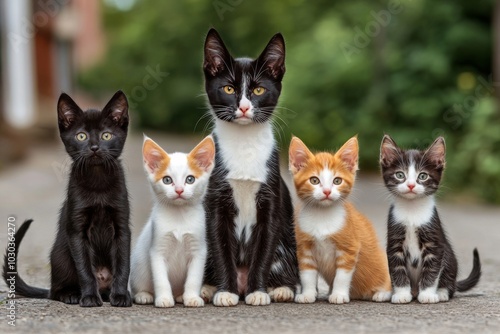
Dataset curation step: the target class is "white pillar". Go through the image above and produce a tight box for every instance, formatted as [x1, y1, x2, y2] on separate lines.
[1, 0, 36, 128]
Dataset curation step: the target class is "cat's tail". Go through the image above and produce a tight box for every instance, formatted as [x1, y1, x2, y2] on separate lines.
[456, 248, 481, 292]
[3, 219, 49, 298]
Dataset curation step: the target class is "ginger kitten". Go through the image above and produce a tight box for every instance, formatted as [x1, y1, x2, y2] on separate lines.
[289, 136, 391, 304]
[129, 136, 215, 307]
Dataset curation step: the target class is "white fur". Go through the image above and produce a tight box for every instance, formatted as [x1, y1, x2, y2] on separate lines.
[329, 268, 354, 304]
[297, 203, 346, 239]
[130, 152, 212, 308]
[391, 286, 412, 304]
[307, 167, 344, 206]
[295, 270, 318, 303]
[392, 195, 436, 228]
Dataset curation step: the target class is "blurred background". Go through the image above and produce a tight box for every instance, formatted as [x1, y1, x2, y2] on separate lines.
[0, 0, 499, 203]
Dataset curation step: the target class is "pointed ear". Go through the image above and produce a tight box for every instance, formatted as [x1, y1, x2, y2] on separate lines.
[57, 93, 83, 129]
[203, 28, 232, 76]
[289, 136, 313, 174]
[143, 136, 169, 176]
[380, 134, 400, 167]
[257, 33, 286, 80]
[425, 137, 446, 167]
[188, 135, 216, 172]
[102, 90, 129, 126]
[336, 136, 359, 173]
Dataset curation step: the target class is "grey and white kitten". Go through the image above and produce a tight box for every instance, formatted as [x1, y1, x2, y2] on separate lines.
[380, 135, 481, 304]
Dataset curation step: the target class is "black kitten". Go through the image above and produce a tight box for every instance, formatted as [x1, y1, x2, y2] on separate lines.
[202, 29, 299, 306]
[3, 91, 132, 307]
[380, 135, 481, 304]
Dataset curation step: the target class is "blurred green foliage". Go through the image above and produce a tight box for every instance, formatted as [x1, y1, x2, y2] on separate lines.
[79, 0, 499, 203]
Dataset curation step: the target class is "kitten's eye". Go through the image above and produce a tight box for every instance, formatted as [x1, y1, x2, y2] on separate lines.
[418, 172, 429, 181]
[395, 172, 406, 180]
[101, 132, 113, 141]
[185, 175, 195, 184]
[223, 86, 235, 94]
[333, 177, 342, 185]
[76, 132, 87, 141]
[163, 176, 173, 185]
[253, 87, 266, 96]
[309, 177, 320, 185]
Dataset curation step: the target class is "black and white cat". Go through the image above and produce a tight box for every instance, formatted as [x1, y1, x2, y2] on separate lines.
[3, 91, 132, 307]
[380, 135, 481, 304]
[202, 29, 299, 306]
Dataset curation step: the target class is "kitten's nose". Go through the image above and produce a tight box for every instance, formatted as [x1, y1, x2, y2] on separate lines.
[408, 184, 415, 190]
[239, 105, 250, 114]
[323, 189, 331, 197]
[90, 145, 99, 152]
[175, 188, 184, 195]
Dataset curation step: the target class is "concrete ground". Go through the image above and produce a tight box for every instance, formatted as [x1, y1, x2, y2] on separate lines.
[0, 133, 499, 334]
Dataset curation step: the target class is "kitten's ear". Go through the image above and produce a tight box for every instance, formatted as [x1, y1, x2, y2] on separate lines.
[289, 136, 313, 174]
[380, 134, 400, 167]
[203, 28, 232, 76]
[336, 136, 359, 173]
[257, 33, 286, 80]
[425, 137, 446, 167]
[188, 135, 216, 172]
[143, 136, 169, 175]
[57, 93, 83, 129]
[102, 90, 129, 126]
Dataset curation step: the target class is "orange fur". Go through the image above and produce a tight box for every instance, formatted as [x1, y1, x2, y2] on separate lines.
[290, 136, 391, 301]
[143, 138, 170, 182]
[187, 136, 216, 178]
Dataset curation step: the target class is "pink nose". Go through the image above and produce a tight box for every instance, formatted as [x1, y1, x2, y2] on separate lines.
[175, 188, 184, 195]
[408, 184, 415, 190]
[323, 189, 331, 197]
[239, 105, 250, 114]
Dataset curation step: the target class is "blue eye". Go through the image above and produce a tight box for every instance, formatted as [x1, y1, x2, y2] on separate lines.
[186, 175, 195, 184]
[163, 176, 172, 184]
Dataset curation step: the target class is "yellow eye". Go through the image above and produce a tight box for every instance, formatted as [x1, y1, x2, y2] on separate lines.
[310, 177, 320, 185]
[76, 132, 87, 141]
[253, 87, 266, 96]
[223, 86, 235, 94]
[101, 132, 113, 141]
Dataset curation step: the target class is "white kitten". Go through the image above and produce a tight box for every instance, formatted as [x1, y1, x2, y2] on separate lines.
[129, 136, 215, 308]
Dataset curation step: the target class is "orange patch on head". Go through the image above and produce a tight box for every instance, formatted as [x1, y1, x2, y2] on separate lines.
[187, 136, 215, 178]
[143, 137, 170, 182]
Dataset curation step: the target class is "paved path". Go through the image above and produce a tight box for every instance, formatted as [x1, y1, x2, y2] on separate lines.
[1, 133, 499, 333]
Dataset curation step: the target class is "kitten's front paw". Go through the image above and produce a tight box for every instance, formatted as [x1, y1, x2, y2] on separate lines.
[110, 292, 132, 307]
[328, 291, 350, 304]
[57, 292, 81, 304]
[418, 290, 440, 304]
[294, 293, 316, 304]
[134, 291, 154, 304]
[391, 292, 413, 304]
[437, 288, 450, 302]
[372, 291, 392, 302]
[201, 285, 217, 303]
[213, 291, 239, 307]
[245, 291, 271, 306]
[155, 294, 175, 308]
[80, 294, 103, 307]
[269, 287, 294, 302]
[183, 295, 204, 308]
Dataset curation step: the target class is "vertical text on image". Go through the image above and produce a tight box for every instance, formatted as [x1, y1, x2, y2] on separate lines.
[6, 216, 17, 327]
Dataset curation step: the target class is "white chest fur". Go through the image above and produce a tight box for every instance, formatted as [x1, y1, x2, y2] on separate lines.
[298, 204, 346, 239]
[392, 196, 436, 227]
[214, 119, 275, 183]
[229, 179, 260, 242]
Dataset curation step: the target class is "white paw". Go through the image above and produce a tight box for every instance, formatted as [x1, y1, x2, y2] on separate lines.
[328, 291, 350, 304]
[175, 295, 183, 303]
[418, 290, 440, 304]
[154, 294, 175, 308]
[134, 291, 154, 305]
[213, 291, 239, 307]
[372, 291, 392, 302]
[201, 285, 217, 303]
[183, 295, 204, 308]
[437, 288, 449, 302]
[294, 293, 316, 304]
[245, 291, 271, 306]
[269, 287, 294, 302]
[391, 292, 412, 304]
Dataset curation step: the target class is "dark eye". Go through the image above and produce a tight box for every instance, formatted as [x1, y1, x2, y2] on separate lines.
[163, 176, 172, 184]
[101, 132, 113, 141]
[418, 172, 429, 181]
[395, 172, 405, 180]
[310, 177, 320, 185]
[76, 132, 87, 141]
[333, 177, 342, 185]
[186, 175, 195, 184]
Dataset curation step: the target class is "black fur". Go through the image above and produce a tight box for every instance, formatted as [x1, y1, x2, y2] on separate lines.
[202, 29, 299, 299]
[381, 135, 481, 300]
[3, 91, 132, 307]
